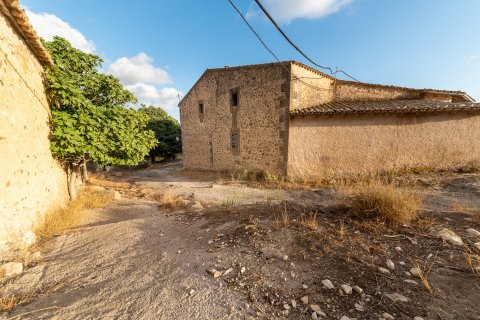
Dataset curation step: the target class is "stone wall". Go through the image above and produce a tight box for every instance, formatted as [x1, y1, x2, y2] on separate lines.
[180, 63, 290, 175]
[287, 112, 480, 179]
[0, 12, 68, 259]
[290, 63, 333, 110]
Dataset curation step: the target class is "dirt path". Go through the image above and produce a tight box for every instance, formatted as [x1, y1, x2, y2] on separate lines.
[2, 164, 480, 320]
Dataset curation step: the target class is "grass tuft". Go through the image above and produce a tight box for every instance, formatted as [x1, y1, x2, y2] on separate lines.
[156, 192, 188, 210]
[35, 188, 113, 240]
[344, 181, 422, 225]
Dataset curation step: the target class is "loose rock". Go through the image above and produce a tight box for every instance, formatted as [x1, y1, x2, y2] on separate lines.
[322, 279, 335, 290]
[353, 285, 363, 294]
[208, 268, 222, 278]
[386, 259, 395, 270]
[340, 284, 352, 295]
[404, 279, 418, 285]
[410, 267, 422, 277]
[354, 303, 365, 312]
[378, 267, 391, 275]
[291, 299, 297, 308]
[311, 312, 318, 320]
[382, 312, 395, 319]
[413, 317, 424, 320]
[437, 228, 463, 246]
[310, 304, 326, 317]
[475, 242, 480, 250]
[301, 296, 309, 304]
[385, 293, 409, 302]
[0, 262, 23, 279]
[467, 228, 480, 237]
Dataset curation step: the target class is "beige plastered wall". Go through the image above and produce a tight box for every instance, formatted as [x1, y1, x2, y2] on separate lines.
[180, 64, 290, 175]
[0, 13, 68, 259]
[287, 112, 480, 179]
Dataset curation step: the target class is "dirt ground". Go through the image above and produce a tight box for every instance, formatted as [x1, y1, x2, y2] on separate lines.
[1, 162, 479, 320]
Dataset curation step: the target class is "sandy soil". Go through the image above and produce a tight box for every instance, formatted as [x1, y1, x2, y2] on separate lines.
[1, 162, 479, 320]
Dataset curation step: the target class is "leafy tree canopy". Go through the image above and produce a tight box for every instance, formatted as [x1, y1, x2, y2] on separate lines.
[44, 37, 157, 167]
[139, 105, 182, 161]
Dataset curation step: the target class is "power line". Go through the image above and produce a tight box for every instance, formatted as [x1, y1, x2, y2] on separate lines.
[253, 0, 360, 82]
[225, 0, 333, 92]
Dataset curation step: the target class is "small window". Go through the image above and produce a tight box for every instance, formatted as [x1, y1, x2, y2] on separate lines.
[199, 103, 204, 114]
[231, 131, 240, 150]
[231, 90, 239, 107]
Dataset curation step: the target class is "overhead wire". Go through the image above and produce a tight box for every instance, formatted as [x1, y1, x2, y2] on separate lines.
[225, 0, 334, 92]
[253, 0, 360, 82]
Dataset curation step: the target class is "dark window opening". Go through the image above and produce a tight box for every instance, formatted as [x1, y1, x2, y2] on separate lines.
[199, 103, 204, 114]
[231, 131, 240, 150]
[231, 92, 238, 107]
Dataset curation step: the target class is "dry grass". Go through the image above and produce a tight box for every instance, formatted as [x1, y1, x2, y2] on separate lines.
[413, 255, 437, 292]
[156, 192, 188, 210]
[464, 248, 480, 275]
[344, 181, 422, 225]
[0, 280, 67, 313]
[88, 176, 132, 189]
[300, 212, 319, 231]
[338, 219, 346, 238]
[35, 188, 113, 240]
[459, 160, 480, 173]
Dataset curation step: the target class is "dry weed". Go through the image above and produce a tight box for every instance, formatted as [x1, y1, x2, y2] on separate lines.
[413, 254, 437, 292]
[157, 192, 188, 210]
[88, 177, 132, 189]
[464, 248, 480, 275]
[300, 212, 319, 232]
[344, 181, 422, 225]
[338, 219, 346, 238]
[35, 188, 113, 240]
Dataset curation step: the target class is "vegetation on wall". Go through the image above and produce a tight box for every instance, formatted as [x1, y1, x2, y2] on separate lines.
[43, 37, 157, 199]
[139, 105, 182, 162]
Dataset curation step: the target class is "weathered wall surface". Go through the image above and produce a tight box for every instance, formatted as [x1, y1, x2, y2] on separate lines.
[290, 63, 333, 110]
[180, 63, 289, 174]
[0, 13, 68, 259]
[288, 112, 480, 179]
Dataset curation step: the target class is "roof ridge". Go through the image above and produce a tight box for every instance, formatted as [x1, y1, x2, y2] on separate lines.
[0, 0, 52, 65]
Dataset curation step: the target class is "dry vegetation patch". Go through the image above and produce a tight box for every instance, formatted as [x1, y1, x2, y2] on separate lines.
[35, 188, 113, 240]
[343, 181, 422, 225]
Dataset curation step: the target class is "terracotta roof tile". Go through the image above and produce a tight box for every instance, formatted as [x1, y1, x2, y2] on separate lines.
[290, 100, 480, 116]
[0, 0, 52, 65]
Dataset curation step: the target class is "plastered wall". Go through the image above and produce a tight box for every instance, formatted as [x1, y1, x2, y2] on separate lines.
[288, 112, 480, 179]
[0, 13, 68, 259]
[180, 63, 290, 174]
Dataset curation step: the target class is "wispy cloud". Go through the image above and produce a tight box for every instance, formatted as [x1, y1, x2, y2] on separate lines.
[247, 0, 352, 24]
[470, 54, 480, 60]
[25, 9, 95, 53]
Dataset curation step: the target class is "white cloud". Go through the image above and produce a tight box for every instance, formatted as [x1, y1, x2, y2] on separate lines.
[25, 10, 95, 53]
[108, 53, 171, 85]
[248, 0, 352, 23]
[126, 84, 182, 110]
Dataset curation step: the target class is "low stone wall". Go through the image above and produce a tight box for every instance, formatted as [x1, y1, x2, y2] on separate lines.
[287, 112, 480, 179]
[0, 12, 68, 260]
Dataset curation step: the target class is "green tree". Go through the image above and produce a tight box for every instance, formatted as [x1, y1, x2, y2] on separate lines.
[139, 105, 182, 162]
[44, 37, 157, 199]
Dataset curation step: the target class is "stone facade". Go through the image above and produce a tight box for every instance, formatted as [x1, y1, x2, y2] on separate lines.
[180, 61, 479, 179]
[180, 63, 290, 175]
[0, 1, 68, 259]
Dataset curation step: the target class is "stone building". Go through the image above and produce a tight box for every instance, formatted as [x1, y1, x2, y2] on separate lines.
[179, 61, 480, 179]
[0, 0, 68, 259]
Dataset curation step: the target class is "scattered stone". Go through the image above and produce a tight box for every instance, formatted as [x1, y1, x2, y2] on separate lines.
[475, 242, 480, 250]
[341, 284, 353, 295]
[283, 303, 290, 310]
[29, 251, 42, 263]
[378, 267, 391, 275]
[113, 191, 122, 200]
[0, 262, 23, 279]
[302, 284, 309, 289]
[410, 267, 422, 278]
[386, 259, 395, 270]
[208, 268, 222, 278]
[301, 296, 309, 304]
[395, 246, 403, 252]
[322, 279, 335, 289]
[340, 316, 350, 320]
[224, 268, 233, 276]
[240, 267, 246, 274]
[382, 312, 395, 319]
[191, 202, 204, 211]
[310, 304, 326, 317]
[405, 271, 412, 276]
[355, 303, 365, 312]
[283, 255, 289, 261]
[208, 240, 214, 245]
[399, 261, 406, 266]
[385, 293, 409, 302]
[467, 228, 480, 237]
[291, 300, 297, 308]
[312, 312, 318, 320]
[437, 228, 463, 246]
[413, 317, 424, 320]
[189, 289, 195, 295]
[353, 285, 363, 294]
[404, 279, 418, 285]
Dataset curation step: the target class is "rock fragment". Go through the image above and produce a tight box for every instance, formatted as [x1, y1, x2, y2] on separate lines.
[0, 262, 23, 279]
[301, 296, 309, 304]
[382, 312, 394, 319]
[378, 267, 391, 275]
[385, 293, 409, 302]
[437, 228, 463, 246]
[340, 284, 352, 295]
[353, 285, 363, 294]
[467, 228, 480, 237]
[321, 279, 335, 289]
[386, 259, 395, 270]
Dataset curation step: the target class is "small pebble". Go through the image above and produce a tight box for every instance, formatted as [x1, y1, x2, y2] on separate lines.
[353, 285, 363, 294]
[386, 259, 395, 270]
[378, 267, 391, 275]
[301, 296, 309, 304]
[340, 284, 352, 295]
[322, 279, 335, 290]
[382, 312, 394, 319]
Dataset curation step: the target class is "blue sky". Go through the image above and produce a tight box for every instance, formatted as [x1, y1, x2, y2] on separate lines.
[23, 0, 480, 120]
